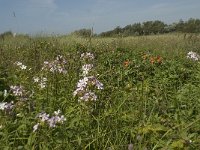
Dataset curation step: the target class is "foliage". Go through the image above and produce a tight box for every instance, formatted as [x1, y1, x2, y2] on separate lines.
[99, 18, 200, 37]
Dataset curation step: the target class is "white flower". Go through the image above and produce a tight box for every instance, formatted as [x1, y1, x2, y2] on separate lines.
[44, 61, 49, 65]
[187, 51, 200, 61]
[54, 109, 61, 115]
[38, 112, 49, 122]
[80, 52, 94, 60]
[48, 117, 56, 127]
[79, 91, 97, 102]
[77, 77, 88, 89]
[0, 102, 7, 110]
[10, 85, 24, 96]
[33, 123, 39, 132]
[15, 61, 22, 66]
[42, 77, 47, 82]
[3, 90, 7, 97]
[0, 102, 14, 111]
[33, 77, 40, 83]
[20, 65, 27, 70]
[82, 64, 93, 76]
[42, 56, 67, 74]
[38, 77, 47, 89]
[95, 79, 104, 90]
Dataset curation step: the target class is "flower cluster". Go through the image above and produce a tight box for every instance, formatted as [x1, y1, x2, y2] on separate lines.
[74, 52, 103, 102]
[42, 55, 67, 74]
[33, 76, 48, 89]
[142, 54, 162, 64]
[33, 110, 66, 132]
[73, 76, 103, 101]
[150, 56, 162, 64]
[80, 52, 94, 60]
[187, 51, 200, 61]
[0, 102, 14, 111]
[10, 85, 25, 97]
[82, 64, 93, 76]
[14, 61, 27, 70]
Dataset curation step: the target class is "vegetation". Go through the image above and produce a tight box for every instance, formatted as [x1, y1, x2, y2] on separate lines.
[99, 18, 200, 37]
[0, 33, 200, 149]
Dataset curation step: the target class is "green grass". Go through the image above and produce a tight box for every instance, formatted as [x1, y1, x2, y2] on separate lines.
[0, 33, 200, 149]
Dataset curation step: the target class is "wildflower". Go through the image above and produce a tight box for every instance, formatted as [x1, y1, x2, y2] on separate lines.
[150, 57, 155, 64]
[77, 77, 89, 89]
[79, 91, 97, 102]
[15, 61, 22, 66]
[0, 102, 7, 110]
[43, 61, 49, 65]
[82, 64, 93, 76]
[39, 77, 47, 89]
[54, 109, 61, 115]
[80, 52, 94, 60]
[3, 89, 7, 97]
[124, 60, 129, 67]
[0, 102, 14, 111]
[42, 55, 67, 74]
[14, 61, 27, 70]
[20, 65, 27, 70]
[187, 51, 200, 61]
[10, 85, 24, 96]
[95, 79, 104, 90]
[33, 77, 39, 83]
[156, 56, 162, 64]
[33, 123, 39, 132]
[142, 54, 148, 60]
[34, 110, 66, 131]
[38, 112, 49, 122]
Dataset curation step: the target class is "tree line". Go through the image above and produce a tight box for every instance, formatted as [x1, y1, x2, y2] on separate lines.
[100, 18, 200, 37]
[72, 18, 200, 37]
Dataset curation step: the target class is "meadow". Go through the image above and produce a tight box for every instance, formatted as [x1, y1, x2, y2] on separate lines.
[0, 33, 200, 149]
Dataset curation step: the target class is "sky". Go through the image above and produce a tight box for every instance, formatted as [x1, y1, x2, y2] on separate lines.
[0, 0, 200, 35]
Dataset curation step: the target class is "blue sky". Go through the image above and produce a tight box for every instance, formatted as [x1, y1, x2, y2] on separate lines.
[0, 0, 200, 34]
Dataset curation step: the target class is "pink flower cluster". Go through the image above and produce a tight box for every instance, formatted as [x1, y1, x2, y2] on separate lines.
[10, 85, 25, 97]
[73, 52, 103, 102]
[0, 102, 14, 111]
[33, 109, 66, 132]
[42, 55, 67, 74]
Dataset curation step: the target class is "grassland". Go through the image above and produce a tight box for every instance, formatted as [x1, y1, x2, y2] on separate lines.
[0, 33, 200, 149]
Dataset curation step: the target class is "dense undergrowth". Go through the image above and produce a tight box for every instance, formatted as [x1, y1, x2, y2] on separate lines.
[0, 34, 200, 149]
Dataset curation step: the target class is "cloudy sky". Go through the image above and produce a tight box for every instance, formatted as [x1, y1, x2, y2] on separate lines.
[0, 0, 200, 34]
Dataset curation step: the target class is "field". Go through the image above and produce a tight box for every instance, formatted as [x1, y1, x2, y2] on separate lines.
[0, 33, 200, 149]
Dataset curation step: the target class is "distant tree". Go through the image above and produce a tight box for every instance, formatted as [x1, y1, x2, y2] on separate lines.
[98, 18, 200, 37]
[152, 20, 166, 34]
[164, 23, 177, 33]
[0, 31, 13, 40]
[183, 18, 200, 33]
[175, 19, 185, 32]
[142, 21, 153, 35]
[113, 26, 122, 35]
[72, 28, 92, 37]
